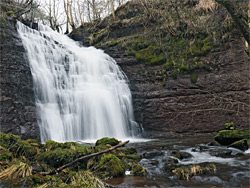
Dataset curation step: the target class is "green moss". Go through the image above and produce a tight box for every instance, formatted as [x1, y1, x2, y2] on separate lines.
[130, 163, 147, 176]
[135, 46, 166, 65]
[44, 140, 88, 151]
[214, 130, 250, 146]
[172, 69, 179, 79]
[121, 147, 137, 155]
[126, 154, 142, 161]
[37, 148, 75, 168]
[26, 139, 43, 148]
[190, 73, 198, 84]
[225, 122, 237, 130]
[95, 154, 125, 178]
[95, 137, 119, 147]
[0, 132, 21, 149]
[0, 151, 13, 161]
[90, 28, 109, 45]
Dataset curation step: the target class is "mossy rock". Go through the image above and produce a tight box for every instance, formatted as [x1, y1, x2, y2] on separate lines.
[26, 139, 43, 148]
[0, 132, 21, 149]
[164, 157, 179, 172]
[228, 139, 248, 151]
[214, 130, 250, 146]
[37, 147, 90, 169]
[95, 137, 119, 147]
[171, 150, 193, 160]
[0, 132, 38, 159]
[44, 140, 88, 151]
[126, 154, 142, 161]
[0, 151, 13, 161]
[121, 147, 137, 155]
[11, 140, 38, 159]
[122, 147, 137, 155]
[130, 163, 147, 176]
[95, 154, 125, 179]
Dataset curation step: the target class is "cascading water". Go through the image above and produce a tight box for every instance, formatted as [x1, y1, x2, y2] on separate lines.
[17, 21, 141, 143]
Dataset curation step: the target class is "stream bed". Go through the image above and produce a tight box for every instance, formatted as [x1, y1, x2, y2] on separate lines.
[106, 137, 250, 187]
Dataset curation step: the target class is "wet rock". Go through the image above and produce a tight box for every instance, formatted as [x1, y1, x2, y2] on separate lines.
[229, 139, 248, 151]
[130, 162, 148, 176]
[0, 18, 39, 140]
[208, 149, 232, 158]
[164, 157, 179, 172]
[148, 160, 159, 166]
[142, 151, 164, 159]
[171, 150, 193, 159]
[214, 130, 250, 146]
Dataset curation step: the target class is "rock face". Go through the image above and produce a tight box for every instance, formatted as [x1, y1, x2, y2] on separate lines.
[102, 41, 249, 138]
[0, 18, 39, 140]
[68, 1, 250, 138]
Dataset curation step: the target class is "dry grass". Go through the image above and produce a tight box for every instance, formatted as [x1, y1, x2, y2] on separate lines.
[172, 164, 216, 180]
[70, 171, 105, 188]
[195, 0, 218, 13]
[0, 161, 32, 180]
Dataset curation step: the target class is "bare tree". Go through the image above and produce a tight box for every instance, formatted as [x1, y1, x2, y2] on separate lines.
[110, 0, 116, 20]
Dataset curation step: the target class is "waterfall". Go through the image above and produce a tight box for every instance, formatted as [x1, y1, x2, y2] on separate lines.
[17, 22, 141, 143]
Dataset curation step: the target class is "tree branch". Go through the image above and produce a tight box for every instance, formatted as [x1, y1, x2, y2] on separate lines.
[38, 140, 129, 176]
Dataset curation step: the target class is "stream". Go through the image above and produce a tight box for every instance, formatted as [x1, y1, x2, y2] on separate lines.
[106, 137, 250, 187]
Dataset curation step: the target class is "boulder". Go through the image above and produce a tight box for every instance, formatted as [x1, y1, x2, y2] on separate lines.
[214, 130, 250, 146]
[228, 139, 248, 151]
[95, 137, 119, 146]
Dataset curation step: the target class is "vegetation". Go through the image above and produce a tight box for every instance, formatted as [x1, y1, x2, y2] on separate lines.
[172, 164, 216, 180]
[74, 0, 249, 84]
[214, 122, 250, 151]
[0, 132, 147, 187]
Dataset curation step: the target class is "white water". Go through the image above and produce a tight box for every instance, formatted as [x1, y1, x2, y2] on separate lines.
[17, 22, 141, 143]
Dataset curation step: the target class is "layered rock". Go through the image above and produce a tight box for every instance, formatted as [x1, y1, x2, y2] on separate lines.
[0, 18, 39, 140]
[110, 40, 250, 138]
[70, 1, 250, 138]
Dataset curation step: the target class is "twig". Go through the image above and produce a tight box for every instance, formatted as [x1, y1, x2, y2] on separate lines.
[38, 140, 129, 175]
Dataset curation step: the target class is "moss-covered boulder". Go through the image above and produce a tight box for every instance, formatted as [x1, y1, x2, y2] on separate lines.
[228, 139, 248, 151]
[214, 130, 250, 146]
[37, 145, 91, 169]
[130, 162, 147, 176]
[95, 154, 125, 179]
[171, 150, 193, 160]
[122, 147, 137, 155]
[95, 137, 119, 147]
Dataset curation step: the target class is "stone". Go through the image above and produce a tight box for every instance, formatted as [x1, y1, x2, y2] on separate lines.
[214, 130, 250, 146]
[142, 151, 164, 159]
[228, 139, 248, 151]
[95, 137, 119, 146]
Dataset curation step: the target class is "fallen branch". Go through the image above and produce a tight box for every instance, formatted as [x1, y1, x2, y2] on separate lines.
[38, 140, 129, 175]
